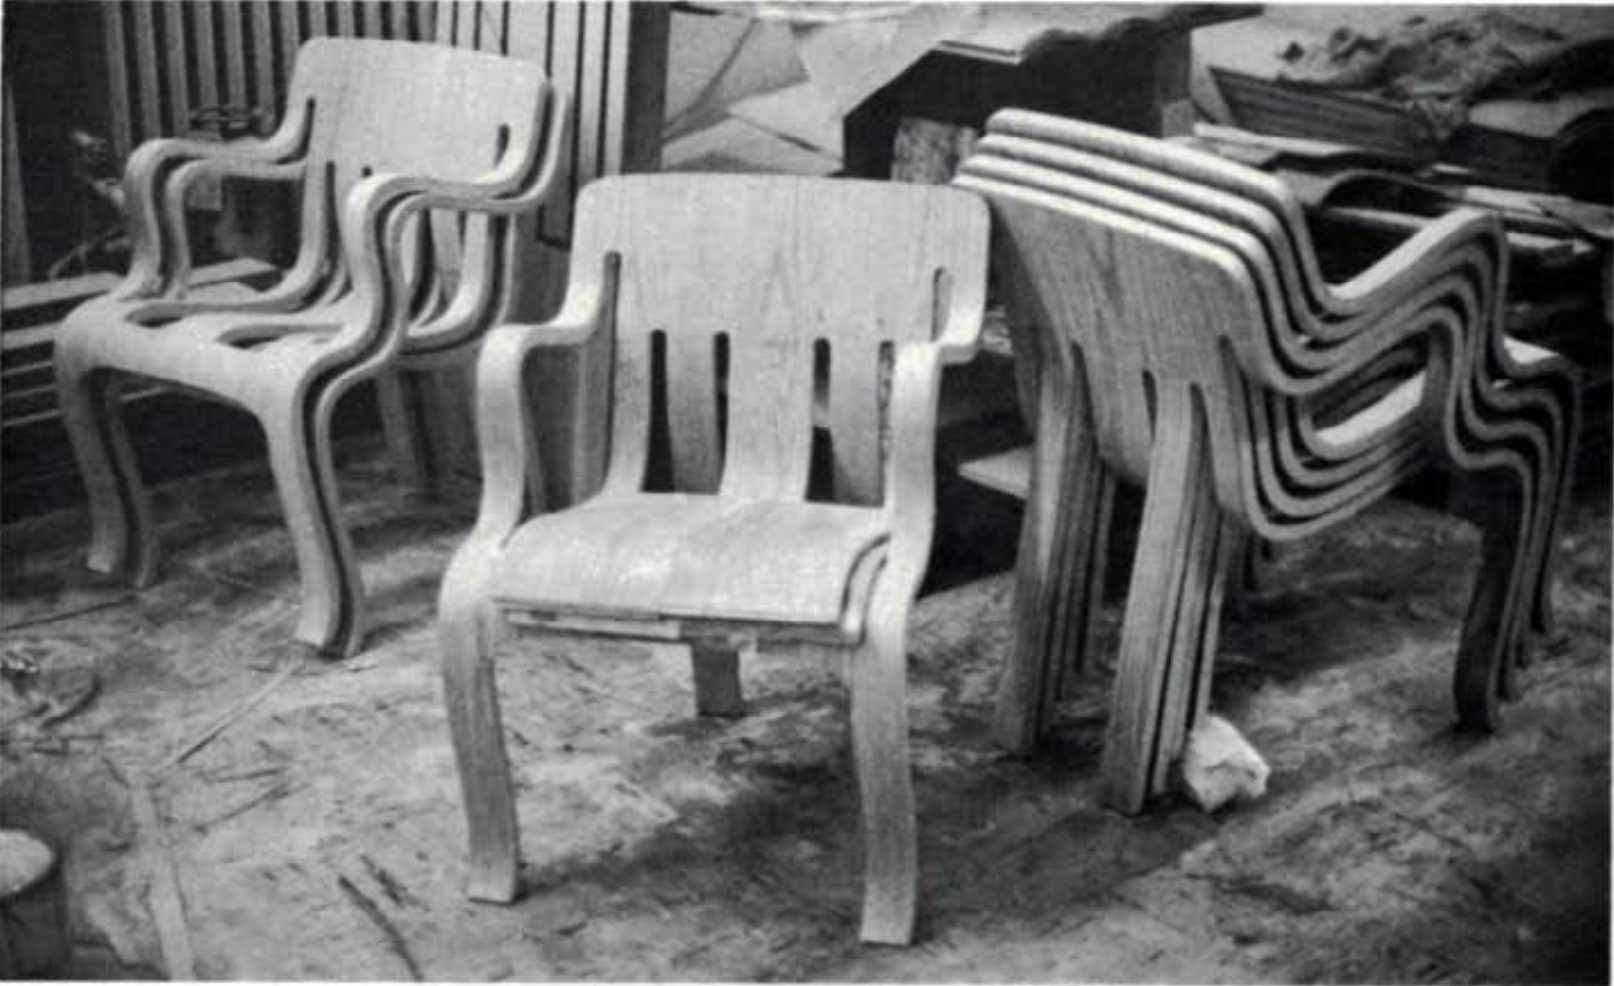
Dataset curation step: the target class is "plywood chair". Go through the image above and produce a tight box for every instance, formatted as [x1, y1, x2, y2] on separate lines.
[53, 39, 569, 658]
[966, 117, 1579, 772]
[959, 153, 1576, 812]
[437, 175, 988, 945]
[986, 111, 1578, 648]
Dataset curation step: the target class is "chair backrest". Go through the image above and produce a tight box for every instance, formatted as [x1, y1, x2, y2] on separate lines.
[279, 38, 554, 310]
[956, 172, 1260, 506]
[569, 175, 988, 506]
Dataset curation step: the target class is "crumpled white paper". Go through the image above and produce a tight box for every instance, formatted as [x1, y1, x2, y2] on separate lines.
[1181, 714, 1270, 812]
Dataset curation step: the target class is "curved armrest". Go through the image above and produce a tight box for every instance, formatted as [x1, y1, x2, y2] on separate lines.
[116, 105, 313, 299]
[469, 271, 614, 532]
[348, 88, 571, 234]
[386, 91, 574, 349]
[880, 344, 946, 589]
[1327, 207, 1505, 309]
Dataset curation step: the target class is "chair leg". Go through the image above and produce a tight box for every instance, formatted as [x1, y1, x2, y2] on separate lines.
[1102, 388, 1225, 815]
[376, 370, 431, 491]
[439, 600, 522, 903]
[55, 362, 159, 586]
[994, 412, 1111, 753]
[690, 641, 746, 717]
[994, 347, 1108, 754]
[1453, 476, 1527, 731]
[849, 578, 918, 946]
[1524, 372, 1579, 647]
[1053, 470, 1115, 702]
[263, 396, 365, 657]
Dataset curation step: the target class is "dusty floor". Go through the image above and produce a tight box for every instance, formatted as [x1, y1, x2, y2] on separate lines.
[1, 434, 1608, 983]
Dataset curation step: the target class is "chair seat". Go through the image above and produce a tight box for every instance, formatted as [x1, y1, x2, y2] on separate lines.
[492, 493, 891, 629]
[62, 291, 351, 402]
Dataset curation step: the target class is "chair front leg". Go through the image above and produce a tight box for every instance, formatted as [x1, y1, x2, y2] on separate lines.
[849, 574, 919, 946]
[1102, 386, 1232, 815]
[262, 386, 365, 657]
[439, 594, 522, 903]
[1452, 473, 1527, 731]
[993, 351, 1111, 754]
[55, 355, 159, 587]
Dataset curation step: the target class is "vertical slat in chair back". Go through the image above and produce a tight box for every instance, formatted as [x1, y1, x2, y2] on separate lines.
[98, 1, 433, 164]
[571, 175, 989, 505]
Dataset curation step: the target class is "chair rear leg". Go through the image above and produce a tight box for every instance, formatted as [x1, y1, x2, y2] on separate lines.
[440, 600, 522, 903]
[1524, 369, 1579, 648]
[690, 641, 746, 717]
[56, 362, 159, 585]
[1453, 475, 1527, 731]
[376, 370, 432, 491]
[850, 578, 918, 946]
[264, 398, 365, 657]
[1102, 387, 1224, 815]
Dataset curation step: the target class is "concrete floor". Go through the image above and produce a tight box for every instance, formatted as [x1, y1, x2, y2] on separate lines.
[1, 434, 1608, 982]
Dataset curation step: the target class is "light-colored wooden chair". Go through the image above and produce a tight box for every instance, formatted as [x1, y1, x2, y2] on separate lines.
[985, 112, 1576, 661]
[957, 115, 1577, 812]
[53, 38, 568, 658]
[437, 174, 988, 945]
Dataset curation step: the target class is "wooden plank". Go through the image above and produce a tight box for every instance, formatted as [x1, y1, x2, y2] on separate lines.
[161, 0, 191, 135]
[2, 84, 30, 285]
[358, 1, 385, 37]
[192, 1, 219, 111]
[250, 2, 277, 123]
[575, 2, 611, 193]
[131, 2, 163, 140]
[334, 2, 357, 38]
[220, 1, 249, 110]
[276, 2, 303, 83]
[543, 2, 583, 240]
[101, 2, 135, 161]
[618, 4, 670, 174]
[305, 1, 330, 40]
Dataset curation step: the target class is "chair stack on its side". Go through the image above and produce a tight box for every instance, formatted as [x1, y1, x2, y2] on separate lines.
[53, 38, 570, 658]
[957, 110, 1579, 813]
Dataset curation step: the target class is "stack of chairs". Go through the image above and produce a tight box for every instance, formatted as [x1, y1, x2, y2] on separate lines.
[956, 110, 1579, 813]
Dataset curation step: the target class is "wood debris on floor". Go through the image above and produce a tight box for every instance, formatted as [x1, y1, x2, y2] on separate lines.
[0, 436, 1607, 982]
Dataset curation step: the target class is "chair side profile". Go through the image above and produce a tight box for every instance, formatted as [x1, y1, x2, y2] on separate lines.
[960, 149, 1576, 813]
[53, 38, 568, 658]
[437, 174, 988, 945]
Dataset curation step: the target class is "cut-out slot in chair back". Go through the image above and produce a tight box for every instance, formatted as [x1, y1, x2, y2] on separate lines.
[978, 181, 1261, 495]
[571, 175, 988, 505]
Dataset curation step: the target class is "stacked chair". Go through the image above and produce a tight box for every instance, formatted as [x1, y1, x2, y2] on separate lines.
[53, 39, 569, 657]
[956, 110, 1579, 813]
[436, 175, 988, 945]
